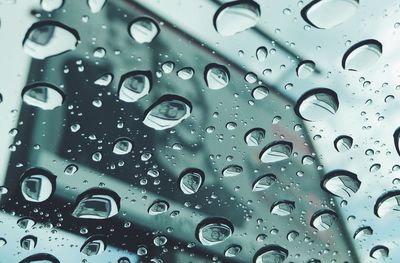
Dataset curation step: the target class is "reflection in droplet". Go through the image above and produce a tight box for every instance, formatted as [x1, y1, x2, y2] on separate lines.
[118, 71, 151, 103]
[334, 135, 353, 152]
[370, 245, 389, 259]
[252, 174, 276, 192]
[20, 168, 55, 203]
[88, 0, 106, 13]
[353, 226, 373, 240]
[177, 67, 194, 80]
[301, 0, 359, 29]
[224, 244, 242, 257]
[256, 46, 268, 62]
[113, 138, 133, 155]
[72, 188, 120, 219]
[374, 190, 400, 217]
[94, 73, 113, 86]
[20, 235, 37, 250]
[22, 83, 65, 110]
[296, 60, 315, 78]
[252, 86, 269, 100]
[259, 141, 293, 163]
[81, 235, 106, 256]
[321, 170, 361, 198]
[222, 164, 243, 177]
[310, 209, 337, 231]
[19, 253, 60, 263]
[295, 88, 339, 121]
[271, 200, 295, 216]
[41, 0, 63, 12]
[342, 39, 382, 71]
[253, 245, 288, 263]
[205, 63, 230, 90]
[148, 200, 169, 215]
[143, 95, 192, 130]
[179, 168, 204, 195]
[245, 128, 265, 146]
[196, 217, 233, 246]
[23, 21, 79, 60]
[129, 17, 159, 44]
[213, 0, 260, 36]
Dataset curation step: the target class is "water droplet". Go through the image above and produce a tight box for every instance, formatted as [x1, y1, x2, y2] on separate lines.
[353, 226, 373, 240]
[19, 253, 59, 263]
[310, 209, 337, 231]
[93, 47, 106, 58]
[370, 245, 389, 259]
[153, 235, 167, 246]
[245, 72, 257, 83]
[23, 21, 79, 60]
[296, 60, 315, 78]
[245, 128, 265, 146]
[72, 188, 120, 219]
[393, 127, 400, 156]
[252, 174, 276, 192]
[177, 67, 194, 80]
[118, 71, 152, 103]
[334, 135, 353, 152]
[64, 164, 78, 175]
[113, 138, 133, 155]
[22, 83, 65, 110]
[0, 238, 6, 247]
[137, 246, 148, 256]
[0, 186, 8, 195]
[17, 218, 36, 229]
[252, 86, 269, 100]
[213, 0, 260, 36]
[224, 244, 242, 257]
[204, 63, 230, 90]
[20, 235, 37, 250]
[179, 168, 204, 195]
[321, 170, 361, 198]
[222, 164, 243, 177]
[94, 73, 113, 86]
[287, 231, 299, 241]
[41, 0, 63, 12]
[253, 245, 288, 263]
[196, 217, 233, 246]
[369, 163, 381, 172]
[161, 61, 175, 74]
[301, 0, 358, 29]
[92, 151, 102, 162]
[256, 46, 268, 62]
[143, 95, 191, 130]
[342, 39, 382, 71]
[129, 17, 159, 44]
[259, 141, 293, 163]
[295, 88, 339, 121]
[374, 190, 400, 217]
[118, 257, 131, 263]
[20, 168, 55, 203]
[148, 200, 169, 215]
[271, 200, 295, 216]
[81, 235, 106, 256]
[88, 0, 106, 13]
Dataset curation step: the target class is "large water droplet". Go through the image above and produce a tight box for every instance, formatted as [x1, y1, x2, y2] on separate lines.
[224, 244, 242, 257]
[245, 128, 265, 146]
[259, 141, 293, 163]
[41, 0, 63, 12]
[0, 238, 6, 247]
[370, 245, 389, 259]
[353, 226, 373, 240]
[252, 174, 276, 192]
[252, 86, 269, 100]
[321, 170, 361, 198]
[196, 217, 233, 246]
[88, 0, 106, 13]
[19, 253, 60, 263]
[222, 164, 243, 177]
[342, 39, 382, 71]
[310, 209, 337, 231]
[296, 60, 315, 79]
[23, 21, 79, 60]
[148, 200, 169, 215]
[177, 67, 194, 80]
[64, 164, 78, 175]
[118, 257, 131, 263]
[129, 17, 159, 44]
[143, 95, 191, 130]
[253, 245, 288, 263]
[271, 200, 295, 216]
[179, 168, 204, 195]
[113, 138, 133, 155]
[22, 83, 65, 110]
[72, 188, 120, 219]
[118, 71, 151, 103]
[204, 63, 230, 90]
[295, 88, 339, 121]
[334, 135, 353, 152]
[20, 235, 37, 250]
[17, 217, 36, 229]
[213, 0, 260, 36]
[393, 127, 400, 156]
[81, 235, 106, 256]
[256, 46, 268, 62]
[20, 168, 55, 203]
[374, 190, 400, 217]
[301, 0, 359, 29]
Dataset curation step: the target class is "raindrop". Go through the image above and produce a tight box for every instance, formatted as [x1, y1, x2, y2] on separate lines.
[92, 151, 102, 162]
[370, 245, 389, 259]
[321, 170, 361, 198]
[177, 67, 194, 80]
[148, 200, 169, 215]
[224, 244, 242, 257]
[81, 235, 106, 256]
[270, 200, 295, 216]
[153, 235, 167, 246]
[374, 190, 400, 217]
[287, 231, 299, 241]
[369, 163, 381, 172]
[310, 209, 337, 231]
[93, 47, 106, 58]
[252, 86, 269, 100]
[143, 95, 192, 130]
[113, 138, 133, 155]
[0, 238, 6, 247]
[41, 0, 63, 12]
[196, 217, 233, 246]
[129, 17, 159, 44]
[204, 63, 230, 90]
[252, 174, 276, 192]
[245, 72, 257, 84]
[19, 254, 59, 263]
[245, 128, 265, 146]
[20, 168, 55, 203]
[213, 0, 260, 36]
[259, 141, 293, 163]
[296, 60, 315, 78]
[20, 235, 37, 250]
[72, 188, 120, 219]
[334, 135, 353, 152]
[295, 88, 339, 121]
[222, 164, 243, 177]
[137, 246, 148, 256]
[88, 0, 106, 13]
[256, 46, 268, 62]
[64, 164, 78, 175]
[118, 70, 152, 103]
[162, 61, 175, 74]
[353, 226, 373, 240]
[342, 39, 382, 71]
[23, 21, 79, 60]
[253, 245, 288, 263]
[22, 83, 65, 110]
[17, 218, 35, 229]
[393, 127, 400, 156]
[118, 257, 131, 263]
[301, 0, 359, 29]
[179, 168, 204, 195]
[94, 73, 113, 86]
[0, 186, 8, 195]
